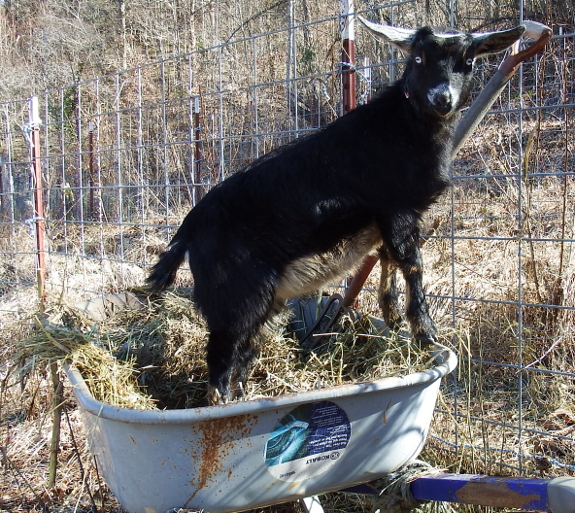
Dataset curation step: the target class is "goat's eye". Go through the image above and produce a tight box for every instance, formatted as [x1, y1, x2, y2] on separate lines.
[466, 57, 474, 66]
[414, 56, 422, 64]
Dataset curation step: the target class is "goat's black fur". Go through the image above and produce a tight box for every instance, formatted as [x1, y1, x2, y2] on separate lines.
[147, 22, 524, 403]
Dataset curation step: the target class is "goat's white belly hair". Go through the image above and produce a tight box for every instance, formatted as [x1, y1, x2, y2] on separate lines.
[275, 223, 382, 300]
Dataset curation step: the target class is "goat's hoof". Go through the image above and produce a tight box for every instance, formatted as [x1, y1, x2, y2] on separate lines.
[414, 333, 437, 347]
[206, 385, 231, 405]
[385, 317, 406, 332]
[235, 381, 247, 399]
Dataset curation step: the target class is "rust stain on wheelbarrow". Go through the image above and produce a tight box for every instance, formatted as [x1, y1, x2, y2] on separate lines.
[185, 413, 259, 505]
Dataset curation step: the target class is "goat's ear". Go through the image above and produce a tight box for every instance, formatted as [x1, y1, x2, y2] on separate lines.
[358, 16, 415, 54]
[472, 25, 526, 58]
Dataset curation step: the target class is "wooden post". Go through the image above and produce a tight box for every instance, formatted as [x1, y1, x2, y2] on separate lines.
[48, 362, 64, 489]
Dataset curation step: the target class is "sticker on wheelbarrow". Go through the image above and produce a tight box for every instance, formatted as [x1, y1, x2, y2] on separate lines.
[264, 400, 351, 481]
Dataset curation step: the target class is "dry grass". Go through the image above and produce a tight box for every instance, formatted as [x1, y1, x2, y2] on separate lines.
[415, 173, 575, 483]
[13, 320, 157, 411]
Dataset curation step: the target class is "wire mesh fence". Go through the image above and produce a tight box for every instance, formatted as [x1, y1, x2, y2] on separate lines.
[1, 0, 574, 493]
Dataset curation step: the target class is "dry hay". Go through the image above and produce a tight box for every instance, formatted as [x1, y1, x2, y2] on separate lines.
[12, 288, 436, 411]
[12, 315, 156, 410]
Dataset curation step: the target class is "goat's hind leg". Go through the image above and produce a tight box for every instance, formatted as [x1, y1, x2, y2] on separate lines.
[231, 300, 286, 397]
[203, 282, 278, 404]
[205, 328, 241, 404]
[206, 324, 266, 404]
[232, 336, 260, 398]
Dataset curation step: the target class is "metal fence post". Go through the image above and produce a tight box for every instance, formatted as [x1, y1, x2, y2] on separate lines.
[88, 121, 95, 219]
[193, 96, 204, 205]
[29, 96, 46, 306]
[340, 0, 356, 116]
[340, 0, 356, 297]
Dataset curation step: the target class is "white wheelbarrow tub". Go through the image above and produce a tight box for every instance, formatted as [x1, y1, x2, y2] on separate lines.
[67, 343, 456, 513]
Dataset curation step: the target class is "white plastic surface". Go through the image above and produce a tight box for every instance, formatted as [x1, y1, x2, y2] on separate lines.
[548, 477, 575, 513]
[67, 344, 456, 513]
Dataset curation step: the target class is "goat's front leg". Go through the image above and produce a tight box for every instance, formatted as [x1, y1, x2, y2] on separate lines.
[378, 216, 437, 345]
[377, 246, 404, 330]
[400, 244, 437, 345]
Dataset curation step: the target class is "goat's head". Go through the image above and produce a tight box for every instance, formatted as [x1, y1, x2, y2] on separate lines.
[360, 18, 525, 119]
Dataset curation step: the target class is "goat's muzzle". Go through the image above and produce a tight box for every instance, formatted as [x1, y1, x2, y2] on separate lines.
[431, 92, 453, 117]
[427, 84, 457, 117]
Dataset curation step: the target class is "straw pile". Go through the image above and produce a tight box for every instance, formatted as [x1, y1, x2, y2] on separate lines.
[13, 316, 157, 410]
[14, 288, 436, 410]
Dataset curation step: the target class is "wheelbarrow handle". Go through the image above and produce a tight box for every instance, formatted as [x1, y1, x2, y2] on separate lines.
[343, 21, 552, 307]
[342, 254, 379, 308]
[452, 22, 552, 155]
[410, 473, 575, 513]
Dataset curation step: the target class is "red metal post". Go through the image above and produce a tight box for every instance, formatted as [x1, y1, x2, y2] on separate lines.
[340, 0, 357, 298]
[340, 0, 356, 115]
[30, 96, 46, 305]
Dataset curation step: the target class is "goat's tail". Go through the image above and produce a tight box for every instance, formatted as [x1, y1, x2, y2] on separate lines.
[146, 239, 188, 293]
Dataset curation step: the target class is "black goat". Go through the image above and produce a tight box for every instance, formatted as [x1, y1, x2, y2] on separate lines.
[147, 19, 525, 404]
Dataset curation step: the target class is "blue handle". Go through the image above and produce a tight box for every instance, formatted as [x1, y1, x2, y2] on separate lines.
[410, 473, 550, 510]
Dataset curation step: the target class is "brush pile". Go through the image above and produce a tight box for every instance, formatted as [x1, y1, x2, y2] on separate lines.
[14, 288, 436, 410]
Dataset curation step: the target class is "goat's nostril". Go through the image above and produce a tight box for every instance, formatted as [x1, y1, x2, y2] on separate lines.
[427, 85, 455, 116]
[435, 91, 452, 107]
[431, 91, 453, 115]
